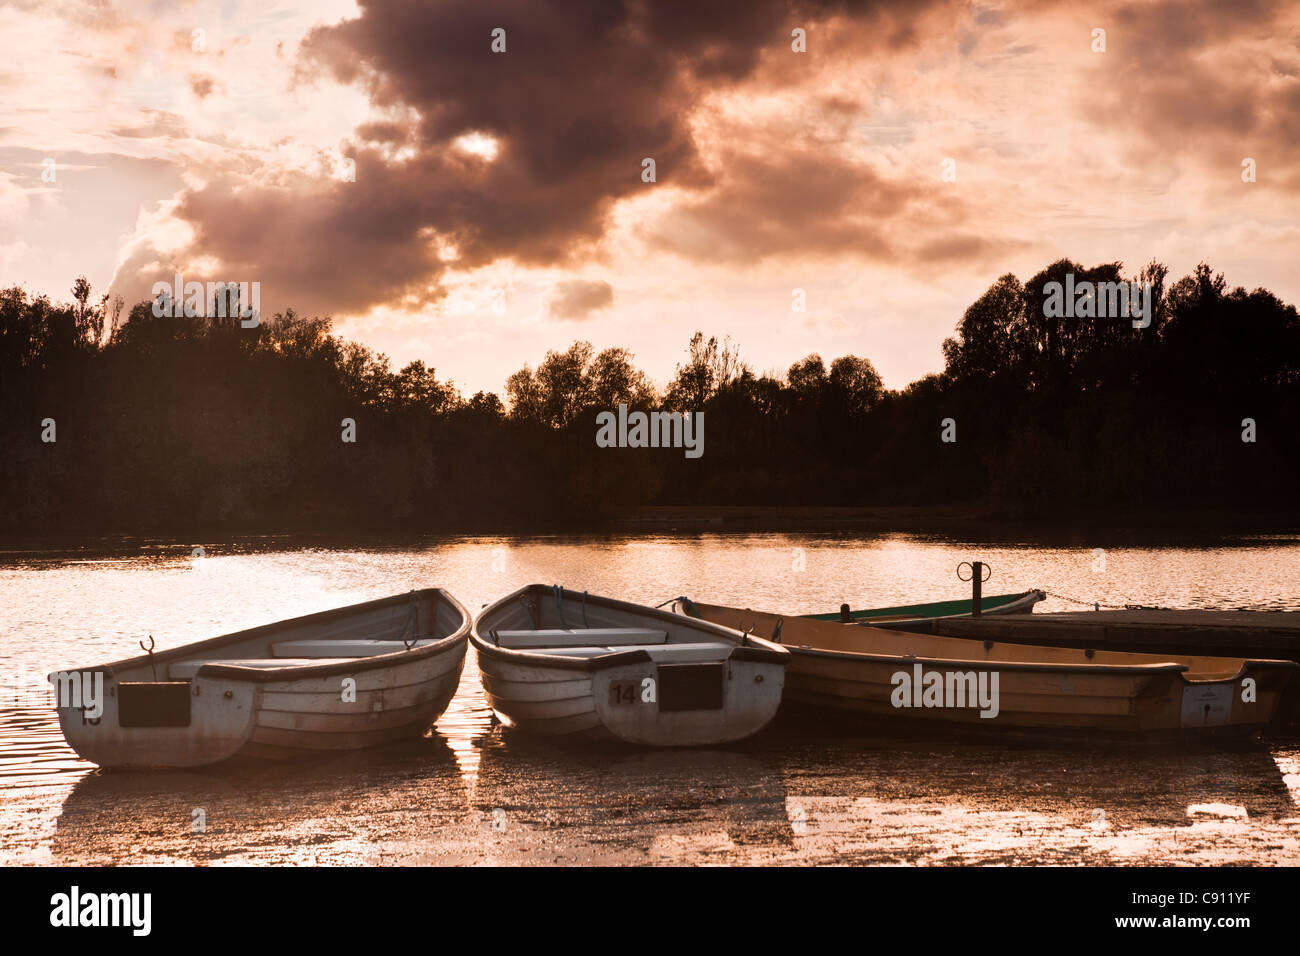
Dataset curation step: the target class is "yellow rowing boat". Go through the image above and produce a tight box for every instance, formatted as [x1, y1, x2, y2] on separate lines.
[674, 599, 1295, 738]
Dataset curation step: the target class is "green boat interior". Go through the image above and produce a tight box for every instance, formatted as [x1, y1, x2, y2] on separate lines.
[804, 591, 1034, 623]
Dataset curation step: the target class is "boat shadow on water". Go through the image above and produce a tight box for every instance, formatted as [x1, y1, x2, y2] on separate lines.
[768, 703, 1298, 752]
[470, 727, 794, 859]
[464, 719, 1300, 864]
[764, 708, 1300, 832]
[51, 733, 467, 864]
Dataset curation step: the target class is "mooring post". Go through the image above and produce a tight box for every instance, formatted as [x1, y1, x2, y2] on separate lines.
[840, 603, 851, 624]
[972, 561, 983, 617]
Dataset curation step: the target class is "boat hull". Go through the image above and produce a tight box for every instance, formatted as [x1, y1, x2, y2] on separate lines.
[473, 586, 787, 747]
[781, 649, 1290, 736]
[476, 648, 784, 746]
[682, 602, 1296, 737]
[53, 590, 470, 769]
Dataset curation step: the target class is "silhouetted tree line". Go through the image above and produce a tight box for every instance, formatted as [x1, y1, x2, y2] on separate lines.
[2, 258, 1297, 534]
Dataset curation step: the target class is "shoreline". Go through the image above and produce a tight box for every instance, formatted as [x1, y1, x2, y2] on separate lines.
[1, 505, 1298, 557]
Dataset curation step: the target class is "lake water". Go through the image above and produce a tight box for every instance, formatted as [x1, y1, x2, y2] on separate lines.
[2, 531, 1299, 864]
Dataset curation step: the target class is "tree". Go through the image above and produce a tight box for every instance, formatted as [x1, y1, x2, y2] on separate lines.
[397, 360, 460, 413]
[506, 341, 654, 426]
[828, 355, 883, 413]
[664, 332, 746, 408]
[467, 391, 506, 420]
[942, 272, 1026, 385]
[787, 354, 827, 398]
[587, 346, 656, 409]
[505, 365, 544, 421]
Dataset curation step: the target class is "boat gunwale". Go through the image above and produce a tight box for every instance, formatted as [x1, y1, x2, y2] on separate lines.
[786, 644, 1296, 679]
[58, 587, 472, 683]
[471, 584, 789, 671]
[783, 643, 1191, 675]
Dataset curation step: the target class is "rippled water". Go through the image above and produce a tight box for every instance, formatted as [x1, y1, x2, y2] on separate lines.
[2, 532, 1298, 864]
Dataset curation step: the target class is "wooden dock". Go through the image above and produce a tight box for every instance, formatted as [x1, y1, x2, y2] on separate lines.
[936, 610, 1300, 727]
[937, 610, 1300, 658]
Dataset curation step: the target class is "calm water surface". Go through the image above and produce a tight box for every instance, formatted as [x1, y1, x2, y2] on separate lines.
[2, 532, 1298, 864]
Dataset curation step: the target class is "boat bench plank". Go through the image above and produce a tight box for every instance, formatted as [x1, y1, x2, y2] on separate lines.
[493, 627, 668, 648]
[169, 657, 363, 680]
[526, 642, 731, 661]
[270, 638, 434, 658]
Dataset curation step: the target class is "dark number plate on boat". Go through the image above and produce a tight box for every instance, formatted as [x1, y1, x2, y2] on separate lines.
[118, 681, 192, 728]
[609, 680, 640, 705]
[658, 663, 725, 712]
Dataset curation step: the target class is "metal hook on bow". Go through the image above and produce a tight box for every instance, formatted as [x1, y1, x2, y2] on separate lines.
[140, 634, 158, 681]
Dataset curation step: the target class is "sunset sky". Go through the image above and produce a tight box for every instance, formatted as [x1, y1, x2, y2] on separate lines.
[1, 0, 1297, 397]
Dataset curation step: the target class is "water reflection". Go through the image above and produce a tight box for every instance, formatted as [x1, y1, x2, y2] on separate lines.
[52, 734, 466, 865]
[3, 532, 1300, 864]
[433, 652, 496, 786]
[0, 707, 90, 785]
[763, 727, 1300, 864]
[470, 730, 791, 863]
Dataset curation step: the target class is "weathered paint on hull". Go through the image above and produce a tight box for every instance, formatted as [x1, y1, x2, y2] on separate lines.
[783, 651, 1289, 735]
[242, 652, 466, 758]
[56, 675, 260, 769]
[53, 589, 471, 769]
[684, 601, 1296, 737]
[56, 641, 467, 768]
[476, 648, 785, 746]
[472, 585, 788, 747]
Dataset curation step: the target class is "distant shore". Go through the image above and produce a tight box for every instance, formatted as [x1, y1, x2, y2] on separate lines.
[1, 504, 1298, 560]
[610, 505, 1300, 539]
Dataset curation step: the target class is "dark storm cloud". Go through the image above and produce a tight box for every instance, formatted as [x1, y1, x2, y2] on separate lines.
[139, 0, 951, 314]
[638, 142, 1024, 269]
[642, 147, 921, 263]
[1095, 0, 1300, 183]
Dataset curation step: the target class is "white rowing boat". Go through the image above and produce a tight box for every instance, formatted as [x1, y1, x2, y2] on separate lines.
[472, 585, 788, 746]
[50, 589, 470, 769]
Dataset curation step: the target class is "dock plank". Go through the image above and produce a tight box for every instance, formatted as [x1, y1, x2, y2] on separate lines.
[936, 610, 1300, 726]
[938, 610, 1300, 651]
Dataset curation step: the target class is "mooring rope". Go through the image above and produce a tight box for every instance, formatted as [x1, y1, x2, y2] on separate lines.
[517, 595, 536, 629]
[1040, 588, 1166, 612]
[553, 584, 570, 629]
[398, 591, 420, 649]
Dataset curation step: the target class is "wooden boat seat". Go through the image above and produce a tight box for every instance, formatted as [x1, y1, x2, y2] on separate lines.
[493, 627, 668, 649]
[168, 657, 363, 680]
[527, 642, 730, 662]
[270, 639, 435, 658]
